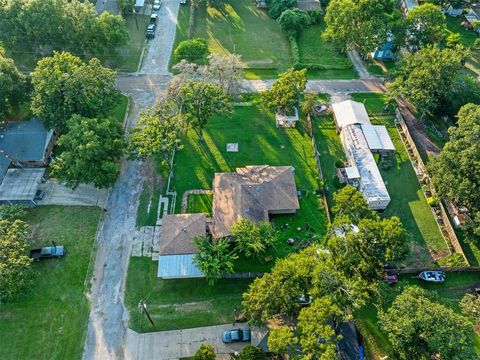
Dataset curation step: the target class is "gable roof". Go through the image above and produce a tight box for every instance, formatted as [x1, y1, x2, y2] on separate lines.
[159, 213, 206, 255]
[212, 165, 300, 238]
[331, 100, 371, 129]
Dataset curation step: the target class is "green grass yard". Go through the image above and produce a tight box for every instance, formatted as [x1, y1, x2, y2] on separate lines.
[297, 24, 358, 80]
[0, 206, 101, 360]
[355, 272, 480, 359]
[187, 193, 213, 216]
[125, 257, 252, 332]
[191, 0, 291, 78]
[170, 99, 328, 270]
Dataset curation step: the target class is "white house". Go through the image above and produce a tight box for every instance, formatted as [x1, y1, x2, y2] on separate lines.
[332, 100, 395, 210]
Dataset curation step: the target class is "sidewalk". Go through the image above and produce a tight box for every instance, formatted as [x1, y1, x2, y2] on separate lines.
[125, 323, 251, 360]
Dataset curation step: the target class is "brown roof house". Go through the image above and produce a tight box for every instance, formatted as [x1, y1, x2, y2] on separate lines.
[157, 213, 206, 279]
[211, 165, 300, 238]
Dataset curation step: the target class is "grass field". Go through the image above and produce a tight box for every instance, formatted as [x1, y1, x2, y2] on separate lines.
[0, 206, 101, 360]
[355, 272, 480, 359]
[125, 257, 252, 332]
[313, 93, 448, 265]
[190, 0, 291, 78]
[297, 24, 358, 79]
[110, 93, 129, 124]
[187, 193, 213, 216]
[170, 99, 328, 270]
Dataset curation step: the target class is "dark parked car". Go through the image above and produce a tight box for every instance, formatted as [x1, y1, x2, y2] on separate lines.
[34, 190, 45, 201]
[149, 13, 158, 24]
[29, 243, 65, 261]
[146, 24, 156, 39]
[222, 328, 251, 343]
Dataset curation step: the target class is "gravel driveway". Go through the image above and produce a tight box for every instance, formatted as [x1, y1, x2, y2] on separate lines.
[140, 0, 181, 75]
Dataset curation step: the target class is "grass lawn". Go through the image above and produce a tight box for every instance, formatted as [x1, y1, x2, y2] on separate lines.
[355, 272, 480, 359]
[191, 0, 291, 78]
[0, 206, 101, 360]
[125, 257, 252, 332]
[169, 3, 191, 70]
[169, 98, 328, 270]
[297, 24, 358, 80]
[110, 93, 129, 124]
[187, 193, 213, 216]
[314, 93, 447, 265]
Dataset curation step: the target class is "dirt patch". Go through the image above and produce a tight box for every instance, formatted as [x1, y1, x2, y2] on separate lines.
[151, 301, 213, 313]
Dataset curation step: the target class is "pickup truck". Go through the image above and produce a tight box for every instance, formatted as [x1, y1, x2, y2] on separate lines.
[29, 244, 65, 261]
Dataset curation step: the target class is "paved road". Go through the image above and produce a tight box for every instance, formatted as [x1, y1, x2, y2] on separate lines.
[37, 180, 108, 208]
[116, 75, 385, 94]
[125, 324, 251, 360]
[140, 0, 180, 75]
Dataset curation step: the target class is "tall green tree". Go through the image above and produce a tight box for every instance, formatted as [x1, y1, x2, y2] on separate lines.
[277, 8, 309, 38]
[0, 219, 32, 303]
[31, 52, 118, 132]
[324, 0, 390, 54]
[0, 57, 28, 118]
[193, 236, 237, 285]
[331, 185, 375, 223]
[95, 12, 129, 51]
[262, 68, 307, 114]
[386, 45, 466, 119]
[405, 3, 446, 50]
[268, 0, 297, 19]
[379, 286, 476, 360]
[297, 297, 342, 360]
[51, 115, 124, 189]
[428, 103, 480, 236]
[267, 327, 297, 356]
[230, 219, 278, 258]
[178, 81, 232, 140]
[128, 99, 185, 172]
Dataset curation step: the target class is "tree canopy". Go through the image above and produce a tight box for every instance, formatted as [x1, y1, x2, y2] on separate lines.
[379, 286, 476, 360]
[0, 218, 32, 303]
[0, 0, 128, 54]
[230, 219, 278, 258]
[51, 115, 124, 189]
[268, 0, 297, 19]
[174, 38, 210, 64]
[0, 57, 28, 119]
[428, 103, 480, 236]
[193, 236, 237, 285]
[386, 45, 466, 119]
[178, 81, 232, 139]
[405, 3, 446, 50]
[324, 0, 391, 54]
[128, 99, 185, 171]
[31, 51, 119, 132]
[262, 68, 307, 114]
[193, 344, 216, 360]
[277, 8, 309, 38]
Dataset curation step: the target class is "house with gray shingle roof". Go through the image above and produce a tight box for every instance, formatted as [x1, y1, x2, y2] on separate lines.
[0, 118, 55, 204]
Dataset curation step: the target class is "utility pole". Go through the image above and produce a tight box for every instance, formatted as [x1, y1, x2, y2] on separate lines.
[138, 300, 155, 326]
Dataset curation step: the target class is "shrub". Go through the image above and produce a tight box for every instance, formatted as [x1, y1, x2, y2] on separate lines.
[231, 219, 278, 258]
[307, 8, 323, 26]
[268, 0, 297, 19]
[437, 253, 467, 267]
[290, 36, 301, 66]
[380, 158, 393, 171]
[278, 9, 309, 38]
[193, 344, 216, 360]
[174, 38, 209, 63]
[427, 196, 439, 207]
[233, 345, 267, 360]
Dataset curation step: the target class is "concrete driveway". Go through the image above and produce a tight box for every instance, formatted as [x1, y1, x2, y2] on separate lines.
[37, 180, 108, 208]
[125, 323, 251, 360]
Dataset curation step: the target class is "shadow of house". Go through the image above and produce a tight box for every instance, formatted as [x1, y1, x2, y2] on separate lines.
[0, 118, 56, 205]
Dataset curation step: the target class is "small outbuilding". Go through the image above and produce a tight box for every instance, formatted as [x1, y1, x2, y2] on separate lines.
[276, 108, 299, 128]
[331, 100, 371, 131]
[157, 213, 206, 279]
[0, 168, 45, 205]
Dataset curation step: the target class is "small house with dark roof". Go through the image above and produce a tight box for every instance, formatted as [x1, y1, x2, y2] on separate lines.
[0, 118, 55, 204]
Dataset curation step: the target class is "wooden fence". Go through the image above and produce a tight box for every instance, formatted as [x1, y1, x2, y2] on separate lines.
[394, 106, 469, 265]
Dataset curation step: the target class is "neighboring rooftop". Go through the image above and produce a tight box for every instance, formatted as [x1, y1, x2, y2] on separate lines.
[212, 165, 300, 238]
[159, 213, 206, 255]
[331, 100, 371, 130]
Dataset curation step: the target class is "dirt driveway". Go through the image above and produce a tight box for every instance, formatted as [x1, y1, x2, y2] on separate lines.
[125, 323, 252, 360]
